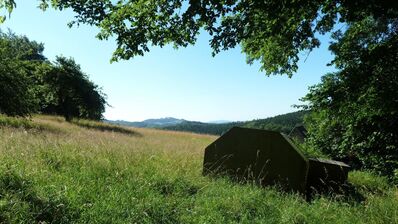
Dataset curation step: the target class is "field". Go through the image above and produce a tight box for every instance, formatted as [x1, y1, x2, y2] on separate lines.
[0, 115, 397, 223]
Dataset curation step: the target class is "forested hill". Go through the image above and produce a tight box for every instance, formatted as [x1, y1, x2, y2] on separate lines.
[162, 110, 308, 135]
[242, 110, 308, 134]
[161, 121, 244, 136]
[107, 117, 184, 128]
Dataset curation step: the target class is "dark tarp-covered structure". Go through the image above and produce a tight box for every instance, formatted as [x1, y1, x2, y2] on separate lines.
[203, 127, 349, 194]
[307, 158, 350, 193]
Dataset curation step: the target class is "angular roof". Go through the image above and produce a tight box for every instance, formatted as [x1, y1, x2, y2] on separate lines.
[309, 158, 350, 168]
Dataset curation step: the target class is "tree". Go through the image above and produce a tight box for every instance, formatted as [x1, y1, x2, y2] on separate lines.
[301, 18, 398, 181]
[0, 60, 36, 116]
[45, 56, 107, 121]
[0, 29, 46, 116]
[0, 29, 107, 120]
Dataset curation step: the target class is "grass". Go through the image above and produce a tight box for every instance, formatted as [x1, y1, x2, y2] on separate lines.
[0, 115, 397, 223]
[70, 118, 138, 135]
[0, 114, 57, 132]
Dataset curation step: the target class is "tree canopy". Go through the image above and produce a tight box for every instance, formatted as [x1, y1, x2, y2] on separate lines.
[1, 0, 396, 76]
[0, 30, 46, 116]
[301, 17, 398, 181]
[46, 56, 107, 121]
[0, 29, 107, 120]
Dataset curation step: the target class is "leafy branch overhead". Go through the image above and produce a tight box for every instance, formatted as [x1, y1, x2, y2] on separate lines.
[2, 0, 396, 76]
[0, 0, 15, 23]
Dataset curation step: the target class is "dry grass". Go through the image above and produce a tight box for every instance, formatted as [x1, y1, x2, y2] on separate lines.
[0, 115, 397, 223]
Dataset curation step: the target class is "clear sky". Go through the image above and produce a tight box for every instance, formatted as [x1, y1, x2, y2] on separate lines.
[2, 1, 336, 122]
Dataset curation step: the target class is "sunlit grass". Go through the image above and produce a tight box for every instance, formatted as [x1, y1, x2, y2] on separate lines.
[0, 114, 61, 133]
[0, 115, 397, 223]
[70, 118, 138, 135]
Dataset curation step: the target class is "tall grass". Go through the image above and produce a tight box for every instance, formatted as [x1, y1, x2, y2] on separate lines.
[0, 115, 397, 223]
[0, 114, 60, 133]
[70, 118, 138, 135]
[0, 114, 41, 130]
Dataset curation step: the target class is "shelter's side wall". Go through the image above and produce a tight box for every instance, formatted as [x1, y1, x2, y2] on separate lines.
[203, 129, 239, 175]
[254, 133, 308, 192]
[203, 128, 261, 177]
[203, 127, 309, 193]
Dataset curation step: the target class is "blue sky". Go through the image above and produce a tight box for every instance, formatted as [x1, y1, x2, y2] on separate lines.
[2, 1, 335, 122]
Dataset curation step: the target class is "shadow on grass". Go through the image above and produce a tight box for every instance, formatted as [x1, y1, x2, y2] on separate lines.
[152, 177, 200, 197]
[306, 182, 366, 203]
[70, 119, 141, 136]
[0, 170, 80, 223]
[139, 177, 200, 224]
[307, 170, 395, 204]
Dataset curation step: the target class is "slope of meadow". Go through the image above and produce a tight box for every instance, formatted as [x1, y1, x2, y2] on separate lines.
[0, 115, 397, 223]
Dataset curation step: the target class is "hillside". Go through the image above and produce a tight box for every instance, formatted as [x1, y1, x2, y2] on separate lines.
[0, 115, 397, 223]
[162, 110, 308, 135]
[108, 110, 308, 135]
[107, 117, 185, 128]
[161, 121, 243, 135]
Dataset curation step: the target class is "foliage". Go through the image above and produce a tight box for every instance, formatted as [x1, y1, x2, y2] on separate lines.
[0, 30, 46, 116]
[295, 140, 328, 159]
[1, 1, 395, 76]
[0, 0, 15, 23]
[0, 29, 107, 121]
[0, 61, 36, 116]
[44, 56, 107, 121]
[243, 110, 307, 133]
[301, 17, 398, 181]
[1, 115, 398, 223]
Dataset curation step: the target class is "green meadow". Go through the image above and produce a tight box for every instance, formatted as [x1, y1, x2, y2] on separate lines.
[0, 115, 397, 223]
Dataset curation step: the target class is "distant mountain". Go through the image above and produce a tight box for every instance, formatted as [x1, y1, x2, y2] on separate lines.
[107, 110, 309, 135]
[207, 120, 232, 124]
[162, 121, 244, 135]
[162, 110, 308, 135]
[106, 117, 185, 128]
